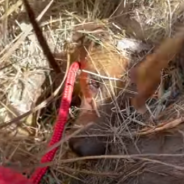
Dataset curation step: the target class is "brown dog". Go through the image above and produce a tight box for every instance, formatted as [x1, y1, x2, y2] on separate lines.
[23, 0, 129, 156]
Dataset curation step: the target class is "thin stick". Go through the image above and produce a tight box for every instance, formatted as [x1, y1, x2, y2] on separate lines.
[22, 0, 61, 73]
[81, 69, 123, 81]
[0, 0, 54, 64]
[138, 117, 184, 135]
[36, 153, 184, 172]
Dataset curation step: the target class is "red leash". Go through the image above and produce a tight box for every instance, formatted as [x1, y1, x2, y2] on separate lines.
[0, 167, 33, 184]
[31, 62, 80, 183]
[0, 62, 80, 184]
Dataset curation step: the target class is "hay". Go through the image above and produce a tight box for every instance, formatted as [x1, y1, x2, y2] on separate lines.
[1, 0, 184, 184]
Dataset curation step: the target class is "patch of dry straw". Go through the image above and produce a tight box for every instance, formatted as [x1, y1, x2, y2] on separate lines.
[1, 0, 184, 184]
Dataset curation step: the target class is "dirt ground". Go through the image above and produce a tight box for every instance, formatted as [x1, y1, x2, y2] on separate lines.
[66, 96, 184, 184]
[127, 130, 184, 184]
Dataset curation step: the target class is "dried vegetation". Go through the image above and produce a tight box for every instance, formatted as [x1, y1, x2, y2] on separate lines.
[1, 0, 184, 184]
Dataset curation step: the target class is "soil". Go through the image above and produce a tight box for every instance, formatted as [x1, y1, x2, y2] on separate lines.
[69, 124, 184, 184]
[125, 126, 184, 184]
[67, 93, 184, 184]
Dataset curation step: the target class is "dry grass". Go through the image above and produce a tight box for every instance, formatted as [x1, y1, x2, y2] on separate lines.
[1, 0, 184, 184]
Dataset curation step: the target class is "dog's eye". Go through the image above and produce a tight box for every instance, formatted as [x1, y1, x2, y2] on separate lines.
[87, 74, 101, 95]
[90, 79, 100, 89]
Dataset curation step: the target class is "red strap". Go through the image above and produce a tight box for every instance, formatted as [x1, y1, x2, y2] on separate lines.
[0, 167, 33, 184]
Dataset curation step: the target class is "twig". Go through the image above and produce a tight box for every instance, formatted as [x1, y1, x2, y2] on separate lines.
[59, 166, 119, 177]
[81, 69, 123, 81]
[36, 153, 184, 171]
[0, 0, 54, 64]
[166, 0, 172, 36]
[138, 117, 184, 135]
[59, 154, 184, 172]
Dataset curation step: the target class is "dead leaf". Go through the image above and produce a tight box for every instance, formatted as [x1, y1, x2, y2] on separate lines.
[131, 26, 184, 113]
